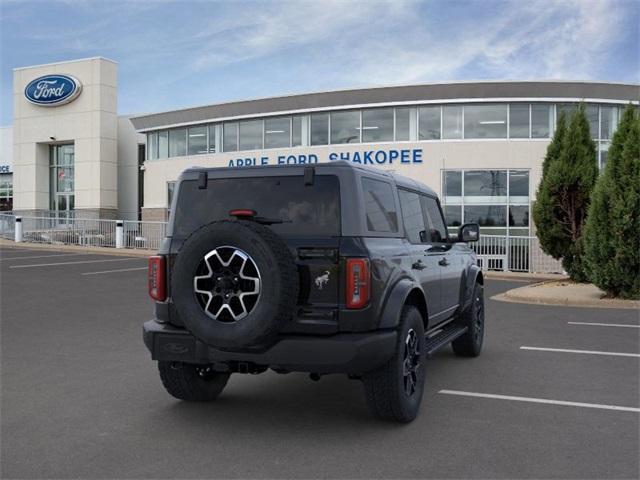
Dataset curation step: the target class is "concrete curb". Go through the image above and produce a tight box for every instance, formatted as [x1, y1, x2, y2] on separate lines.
[484, 271, 568, 282]
[492, 280, 640, 310]
[0, 238, 154, 258]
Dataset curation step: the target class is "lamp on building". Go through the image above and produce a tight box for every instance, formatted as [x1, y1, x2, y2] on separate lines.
[49, 136, 56, 141]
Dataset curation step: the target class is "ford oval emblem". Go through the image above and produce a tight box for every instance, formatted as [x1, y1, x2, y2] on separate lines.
[24, 74, 82, 106]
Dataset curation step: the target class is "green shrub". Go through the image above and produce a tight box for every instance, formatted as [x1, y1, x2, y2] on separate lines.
[533, 105, 598, 281]
[584, 106, 640, 299]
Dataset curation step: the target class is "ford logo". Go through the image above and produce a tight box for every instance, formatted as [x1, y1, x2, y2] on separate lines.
[24, 74, 82, 106]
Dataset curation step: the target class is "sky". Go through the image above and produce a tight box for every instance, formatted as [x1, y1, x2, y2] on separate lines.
[0, 0, 638, 126]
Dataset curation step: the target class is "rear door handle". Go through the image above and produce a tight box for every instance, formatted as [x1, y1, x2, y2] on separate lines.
[438, 258, 450, 267]
[412, 260, 426, 270]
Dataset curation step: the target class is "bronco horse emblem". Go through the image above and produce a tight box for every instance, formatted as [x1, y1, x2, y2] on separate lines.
[314, 271, 330, 290]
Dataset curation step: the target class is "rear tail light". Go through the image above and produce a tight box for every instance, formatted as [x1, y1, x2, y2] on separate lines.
[148, 255, 166, 302]
[346, 258, 370, 309]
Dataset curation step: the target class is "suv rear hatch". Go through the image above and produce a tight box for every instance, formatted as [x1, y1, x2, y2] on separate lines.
[169, 171, 341, 333]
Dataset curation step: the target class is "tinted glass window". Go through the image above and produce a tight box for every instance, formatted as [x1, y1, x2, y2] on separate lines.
[464, 170, 507, 200]
[174, 175, 340, 237]
[509, 206, 529, 227]
[422, 196, 447, 243]
[331, 111, 360, 144]
[444, 205, 462, 227]
[158, 131, 168, 159]
[239, 120, 263, 150]
[292, 116, 303, 146]
[147, 132, 158, 160]
[265, 117, 290, 149]
[509, 104, 529, 138]
[362, 108, 393, 142]
[509, 170, 529, 198]
[464, 205, 507, 226]
[169, 129, 187, 157]
[188, 126, 207, 155]
[399, 189, 427, 243]
[395, 107, 411, 141]
[361, 177, 398, 233]
[586, 104, 599, 139]
[531, 104, 551, 138]
[600, 106, 618, 140]
[443, 170, 462, 197]
[310, 113, 329, 145]
[223, 123, 238, 152]
[208, 125, 216, 153]
[464, 104, 507, 139]
[442, 106, 463, 139]
[419, 106, 441, 140]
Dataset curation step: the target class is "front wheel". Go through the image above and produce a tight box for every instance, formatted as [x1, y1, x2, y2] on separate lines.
[158, 361, 230, 401]
[452, 282, 484, 357]
[362, 305, 426, 422]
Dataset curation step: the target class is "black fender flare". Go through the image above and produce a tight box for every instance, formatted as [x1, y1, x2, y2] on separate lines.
[460, 265, 483, 312]
[378, 278, 428, 330]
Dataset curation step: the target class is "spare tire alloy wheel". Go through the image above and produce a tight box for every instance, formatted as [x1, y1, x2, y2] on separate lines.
[171, 220, 299, 350]
[193, 246, 261, 322]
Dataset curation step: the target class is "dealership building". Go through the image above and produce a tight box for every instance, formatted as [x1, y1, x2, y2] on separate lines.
[4, 57, 638, 239]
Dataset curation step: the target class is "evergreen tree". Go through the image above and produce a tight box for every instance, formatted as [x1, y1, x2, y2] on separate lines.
[584, 106, 640, 298]
[532, 112, 567, 259]
[533, 104, 598, 281]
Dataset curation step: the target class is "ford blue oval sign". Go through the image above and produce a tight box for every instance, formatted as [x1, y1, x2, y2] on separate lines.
[24, 74, 82, 106]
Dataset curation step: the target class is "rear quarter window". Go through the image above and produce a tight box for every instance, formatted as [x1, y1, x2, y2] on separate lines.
[361, 177, 398, 233]
[173, 175, 341, 238]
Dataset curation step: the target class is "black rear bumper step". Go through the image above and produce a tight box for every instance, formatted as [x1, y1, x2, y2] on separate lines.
[424, 325, 468, 357]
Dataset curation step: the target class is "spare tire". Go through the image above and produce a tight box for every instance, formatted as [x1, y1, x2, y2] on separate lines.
[171, 220, 299, 350]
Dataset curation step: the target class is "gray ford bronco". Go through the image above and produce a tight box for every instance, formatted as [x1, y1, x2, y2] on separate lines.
[144, 161, 484, 422]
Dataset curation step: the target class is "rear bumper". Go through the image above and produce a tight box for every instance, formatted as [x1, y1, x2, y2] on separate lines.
[143, 319, 397, 375]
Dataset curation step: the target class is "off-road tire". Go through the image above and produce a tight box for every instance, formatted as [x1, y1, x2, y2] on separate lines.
[158, 361, 230, 401]
[362, 305, 426, 423]
[171, 220, 298, 349]
[452, 282, 484, 357]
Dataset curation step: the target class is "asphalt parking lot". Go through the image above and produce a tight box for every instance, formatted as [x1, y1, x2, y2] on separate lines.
[1, 245, 639, 479]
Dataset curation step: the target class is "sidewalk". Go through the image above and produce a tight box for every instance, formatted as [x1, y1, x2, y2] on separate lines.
[493, 279, 640, 310]
[0, 238, 153, 257]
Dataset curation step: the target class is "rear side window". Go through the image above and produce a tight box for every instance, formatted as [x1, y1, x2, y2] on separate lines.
[398, 189, 426, 243]
[173, 175, 340, 237]
[361, 177, 398, 233]
[421, 196, 448, 243]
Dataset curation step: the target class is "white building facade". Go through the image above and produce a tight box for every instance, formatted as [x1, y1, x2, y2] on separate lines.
[4, 57, 638, 239]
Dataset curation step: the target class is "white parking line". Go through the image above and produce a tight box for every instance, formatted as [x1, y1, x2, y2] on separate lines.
[82, 267, 148, 276]
[520, 346, 640, 358]
[438, 390, 640, 413]
[10, 258, 143, 269]
[568, 321, 640, 329]
[0, 253, 87, 261]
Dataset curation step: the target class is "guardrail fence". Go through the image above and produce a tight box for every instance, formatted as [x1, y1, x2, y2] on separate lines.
[471, 234, 564, 274]
[0, 213, 15, 240]
[0, 213, 167, 251]
[0, 213, 563, 273]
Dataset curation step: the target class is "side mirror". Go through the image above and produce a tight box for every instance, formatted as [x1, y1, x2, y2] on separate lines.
[458, 223, 480, 242]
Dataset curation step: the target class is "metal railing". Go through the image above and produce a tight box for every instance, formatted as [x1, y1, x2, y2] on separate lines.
[0, 213, 15, 240]
[123, 220, 167, 251]
[20, 216, 118, 247]
[471, 235, 564, 274]
[0, 213, 168, 251]
[1, 214, 565, 272]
